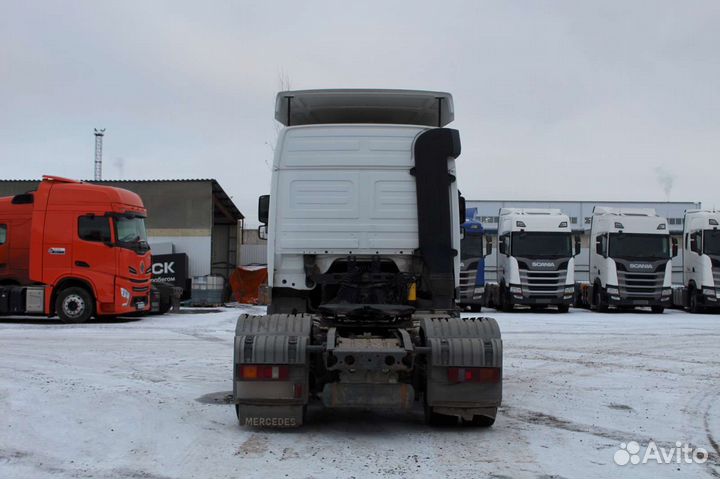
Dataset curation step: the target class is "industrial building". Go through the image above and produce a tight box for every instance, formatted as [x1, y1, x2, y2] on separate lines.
[467, 199, 700, 284]
[0, 179, 244, 288]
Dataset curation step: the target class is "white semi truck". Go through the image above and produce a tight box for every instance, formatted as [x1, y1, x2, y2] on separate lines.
[485, 208, 578, 312]
[678, 210, 720, 312]
[578, 207, 676, 313]
[233, 90, 503, 428]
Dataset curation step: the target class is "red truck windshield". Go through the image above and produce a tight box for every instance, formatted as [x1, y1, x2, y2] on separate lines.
[114, 216, 149, 253]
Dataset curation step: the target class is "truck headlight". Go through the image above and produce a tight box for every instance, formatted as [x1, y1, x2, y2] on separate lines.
[510, 286, 522, 295]
[606, 286, 619, 295]
[661, 288, 671, 297]
[703, 287, 715, 297]
[564, 286, 575, 294]
[120, 287, 131, 307]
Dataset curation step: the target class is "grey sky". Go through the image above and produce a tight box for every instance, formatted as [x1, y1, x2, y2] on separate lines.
[1, 1, 718, 225]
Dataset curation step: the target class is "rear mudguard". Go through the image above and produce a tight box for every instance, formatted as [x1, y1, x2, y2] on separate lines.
[233, 314, 312, 427]
[421, 316, 503, 417]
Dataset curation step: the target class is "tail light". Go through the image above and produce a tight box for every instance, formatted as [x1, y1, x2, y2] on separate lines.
[237, 365, 289, 381]
[447, 367, 501, 384]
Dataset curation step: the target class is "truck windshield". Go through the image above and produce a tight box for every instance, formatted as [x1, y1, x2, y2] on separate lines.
[115, 216, 149, 253]
[512, 232, 572, 258]
[461, 234, 484, 260]
[704, 230, 720, 255]
[609, 233, 669, 259]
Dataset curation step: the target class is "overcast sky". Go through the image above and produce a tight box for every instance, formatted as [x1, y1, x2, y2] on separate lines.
[1, 1, 718, 225]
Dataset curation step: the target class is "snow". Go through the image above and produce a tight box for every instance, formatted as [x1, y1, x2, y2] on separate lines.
[0, 307, 718, 479]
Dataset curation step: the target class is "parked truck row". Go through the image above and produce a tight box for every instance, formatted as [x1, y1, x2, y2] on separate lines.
[458, 206, 720, 314]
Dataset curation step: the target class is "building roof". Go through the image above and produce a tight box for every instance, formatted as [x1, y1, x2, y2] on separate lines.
[0, 178, 244, 220]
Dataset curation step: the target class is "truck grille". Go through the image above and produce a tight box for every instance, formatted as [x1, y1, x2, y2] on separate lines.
[617, 271, 664, 298]
[713, 268, 720, 287]
[459, 269, 477, 299]
[519, 269, 567, 297]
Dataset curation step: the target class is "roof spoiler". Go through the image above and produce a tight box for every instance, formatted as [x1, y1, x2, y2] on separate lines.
[42, 175, 81, 184]
[275, 89, 454, 127]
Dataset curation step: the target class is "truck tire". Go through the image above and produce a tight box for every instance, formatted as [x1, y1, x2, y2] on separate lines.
[463, 410, 497, 427]
[424, 401, 457, 426]
[557, 304, 570, 313]
[499, 286, 513, 312]
[591, 286, 608, 313]
[56, 287, 94, 323]
[651, 305, 664, 314]
[689, 288, 704, 314]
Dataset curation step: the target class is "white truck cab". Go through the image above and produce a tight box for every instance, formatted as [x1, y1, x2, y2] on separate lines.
[492, 208, 578, 312]
[682, 209, 720, 312]
[262, 89, 461, 312]
[589, 207, 676, 313]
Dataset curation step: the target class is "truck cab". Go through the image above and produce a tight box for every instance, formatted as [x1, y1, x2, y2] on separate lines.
[682, 209, 720, 312]
[492, 208, 578, 312]
[458, 213, 490, 311]
[589, 207, 674, 313]
[0, 176, 152, 322]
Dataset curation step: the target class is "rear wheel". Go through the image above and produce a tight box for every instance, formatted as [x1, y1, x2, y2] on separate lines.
[462, 409, 497, 427]
[689, 288, 704, 314]
[424, 402, 457, 426]
[55, 287, 94, 323]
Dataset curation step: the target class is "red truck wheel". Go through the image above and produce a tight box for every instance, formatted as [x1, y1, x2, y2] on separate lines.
[56, 287, 94, 323]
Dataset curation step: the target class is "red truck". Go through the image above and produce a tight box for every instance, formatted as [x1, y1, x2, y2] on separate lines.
[0, 176, 152, 322]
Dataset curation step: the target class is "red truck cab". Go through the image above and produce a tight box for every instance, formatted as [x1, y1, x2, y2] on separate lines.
[0, 176, 152, 322]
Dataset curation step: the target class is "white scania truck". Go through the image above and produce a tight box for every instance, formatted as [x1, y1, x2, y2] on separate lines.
[679, 210, 720, 313]
[579, 207, 675, 313]
[233, 90, 503, 428]
[485, 208, 578, 312]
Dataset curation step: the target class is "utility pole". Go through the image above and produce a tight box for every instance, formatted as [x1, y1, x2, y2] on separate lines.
[94, 128, 106, 181]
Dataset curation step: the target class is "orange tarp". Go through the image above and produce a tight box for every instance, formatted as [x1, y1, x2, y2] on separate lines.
[229, 266, 268, 304]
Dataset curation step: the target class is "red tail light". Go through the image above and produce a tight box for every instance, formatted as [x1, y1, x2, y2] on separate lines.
[447, 367, 501, 384]
[238, 365, 289, 381]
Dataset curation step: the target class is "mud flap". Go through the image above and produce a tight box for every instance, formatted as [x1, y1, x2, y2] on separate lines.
[421, 317, 503, 417]
[233, 314, 313, 427]
[236, 404, 305, 428]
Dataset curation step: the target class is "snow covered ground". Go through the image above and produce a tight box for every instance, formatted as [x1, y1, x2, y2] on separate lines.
[0, 306, 718, 479]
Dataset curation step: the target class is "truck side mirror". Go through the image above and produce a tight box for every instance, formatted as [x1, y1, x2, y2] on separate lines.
[485, 236, 493, 256]
[257, 224, 268, 241]
[595, 237, 603, 256]
[258, 195, 270, 224]
[574, 236, 581, 256]
[671, 237, 678, 258]
[458, 193, 466, 225]
[690, 233, 702, 254]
